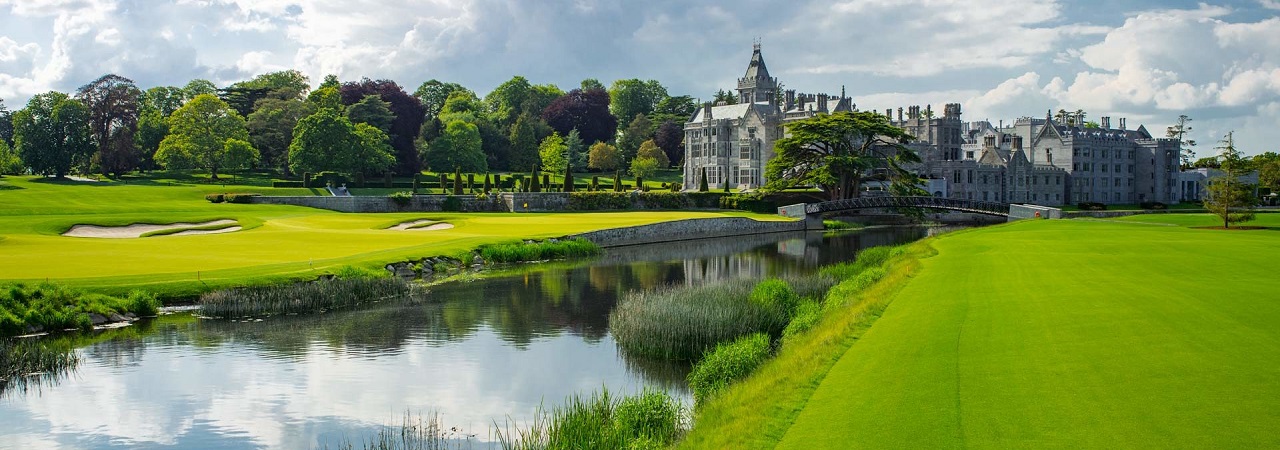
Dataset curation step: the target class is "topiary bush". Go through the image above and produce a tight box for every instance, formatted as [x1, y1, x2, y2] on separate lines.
[687, 333, 772, 403]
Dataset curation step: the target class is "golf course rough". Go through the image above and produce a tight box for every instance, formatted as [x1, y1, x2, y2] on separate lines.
[771, 217, 1280, 449]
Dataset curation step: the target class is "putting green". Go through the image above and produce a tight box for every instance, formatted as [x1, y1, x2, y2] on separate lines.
[776, 218, 1280, 448]
[0, 176, 781, 297]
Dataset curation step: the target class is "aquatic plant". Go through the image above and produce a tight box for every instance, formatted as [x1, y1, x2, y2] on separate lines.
[496, 387, 686, 450]
[610, 281, 783, 361]
[687, 333, 772, 404]
[0, 338, 79, 399]
[199, 277, 429, 319]
[479, 238, 601, 264]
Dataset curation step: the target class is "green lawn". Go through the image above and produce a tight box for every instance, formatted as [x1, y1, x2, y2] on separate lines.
[0, 175, 776, 298]
[771, 218, 1280, 448]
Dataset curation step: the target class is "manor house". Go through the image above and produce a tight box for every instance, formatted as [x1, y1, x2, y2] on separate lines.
[684, 45, 1183, 206]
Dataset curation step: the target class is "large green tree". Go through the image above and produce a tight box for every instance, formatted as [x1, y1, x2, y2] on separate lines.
[0, 137, 24, 175]
[421, 119, 486, 173]
[1166, 114, 1197, 167]
[141, 86, 187, 117]
[1203, 132, 1256, 228]
[77, 74, 143, 177]
[1255, 151, 1280, 193]
[564, 128, 587, 172]
[508, 113, 551, 171]
[136, 108, 168, 171]
[617, 113, 653, 163]
[183, 79, 218, 101]
[588, 141, 621, 171]
[246, 97, 315, 172]
[155, 94, 256, 179]
[345, 94, 395, 133]
[307, 75, 344, 111]
[636, 139, 669, 168]
[289, 108, 395, 175]
[414, 79, 473, 122]
[538, 132, 568, 175]
[0, 99, 13, 147]
[12, 92, 94, 178]
[609, 79, 667, 126]
[765, 111, 917, 201]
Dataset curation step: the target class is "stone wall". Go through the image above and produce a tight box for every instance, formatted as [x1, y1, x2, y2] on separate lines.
[572, 217, 808, 248]
[249, 195, 503, 213]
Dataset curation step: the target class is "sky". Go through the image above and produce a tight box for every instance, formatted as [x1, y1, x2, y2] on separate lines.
[1, 0, 1278, 157]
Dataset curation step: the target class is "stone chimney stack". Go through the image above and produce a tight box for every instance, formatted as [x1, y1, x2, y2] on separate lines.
[703, 102, 713, 120]
[1102, 116, 1111, 129]
[797, 94, 806, 111]
[785, 90, 795, 110]
[898, 107, 904, 122]
[1119, 118, 1126, 130]
[817, 94, 829, 112]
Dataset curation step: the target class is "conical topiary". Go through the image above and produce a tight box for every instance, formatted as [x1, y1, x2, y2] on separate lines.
[698, 167, 709, 192]
[453, 167, 463, 195]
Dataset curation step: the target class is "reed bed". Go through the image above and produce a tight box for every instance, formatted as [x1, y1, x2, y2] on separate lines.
[496, 387, 686, 450]
[687, 333, 772, 403]
[610, 281, 784, 361]
[323, 412, 475, 450]
[199, 277, 430, 319]
[479, 238, 600, 264]
[0, 338, 79, 398]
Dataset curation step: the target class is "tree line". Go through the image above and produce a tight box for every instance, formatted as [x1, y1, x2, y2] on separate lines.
[0, 71, 701, 181]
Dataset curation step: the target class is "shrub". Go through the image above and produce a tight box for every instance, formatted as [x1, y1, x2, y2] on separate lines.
[315, 171, 347, 187]
[388, 191, 413, 206]
[567, 192, 633, 210]
[1077, 202, 1107, 211]
[497, 387, 686, 450]
[1140, 201, 1167, 210]
[823, 219, 860, 230]
[781, 300, 822, 343]
[333, 265, 391, 280]
[0, 283, 159, 336]
[687, 333, 772, 403]
[271, 181, 304, 188]
[205, 193, 225, 203]
[440, 195, 463, 212]
[719, 194, 777, 213]
[610, 282, 785, 361]
[749, 278, 799, 321]
[224, 193, 259, 204]
[126, 290, 161, 317]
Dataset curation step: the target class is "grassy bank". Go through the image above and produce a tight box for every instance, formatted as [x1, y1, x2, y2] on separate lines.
[758, 218, 1280, 448]
[0, 175, 778, 299]
[0, 283, 160, 336]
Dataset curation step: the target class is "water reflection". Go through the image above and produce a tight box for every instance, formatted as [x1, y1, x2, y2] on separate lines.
[0, 227, 928, 449]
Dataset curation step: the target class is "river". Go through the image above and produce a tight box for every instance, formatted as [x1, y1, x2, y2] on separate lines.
[0, 227, 931, 449]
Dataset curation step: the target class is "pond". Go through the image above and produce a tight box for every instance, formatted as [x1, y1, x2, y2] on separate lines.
[0, 227, 931, 449]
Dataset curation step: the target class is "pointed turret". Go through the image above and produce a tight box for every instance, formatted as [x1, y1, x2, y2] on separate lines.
[737, 42, 779, 105]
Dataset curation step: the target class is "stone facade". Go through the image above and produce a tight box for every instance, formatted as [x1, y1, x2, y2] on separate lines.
[682, 44, 853, 191]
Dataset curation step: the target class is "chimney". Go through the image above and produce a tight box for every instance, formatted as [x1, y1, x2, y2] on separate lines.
[797, 94, 806, 111]
[885, 108, 892, 119]
[898, 107, 904, 122]
[785, 90, 795, 110]
[817, 94, 829, 112]
[1119, 118, 1126, 130]
[703, 102, 713, 120]
[1102, 116, 1110, 129]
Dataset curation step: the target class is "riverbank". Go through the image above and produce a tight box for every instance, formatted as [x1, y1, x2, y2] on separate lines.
[684, 215, 1280, 448]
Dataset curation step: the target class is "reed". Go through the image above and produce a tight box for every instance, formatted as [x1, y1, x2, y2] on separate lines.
[0, 338, 79, 398]
[479, 238, 601, 264]
[199, 276, 429, 319]
[610, 281, 784, 361]
[496, 387, 686, 450]
[687, 333, 772, 404]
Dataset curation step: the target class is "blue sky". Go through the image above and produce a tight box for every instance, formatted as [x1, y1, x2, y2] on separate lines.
[1, 0, 1277, 156]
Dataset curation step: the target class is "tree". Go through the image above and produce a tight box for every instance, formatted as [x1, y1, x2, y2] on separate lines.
[1166, 114, 1197, 167]
[580, 79, 605, 91]
[289, 108, 394, 175]
[541, 88, 616, 146]
[651, 95, 697, 126]
[588, 142, 621, 171]
[617, 113, 653, 163]
[141, 86, 186, 116]
[183, 79, 218, 101]
[1254, 152, 1280, 192]
[1203, 132, 1256, 228]
[340, 78, 426, 174]
[246, 98, 315, 172]
[308, 75, 343, 111]
[77, 74, 143, 177]
[345, 94, 395, 133]
[233, 70, 310, 100]
[564, 128, 586, 171]
[155, 94, 255, 179]
[12, 91, 93, 178]
[713, 89, 737, 105]
[508, 113, 550, 171]
[653, 120, 684, 166]
[422, 120, 486, 173]
[0, 99, 13, 147]
[414, 80, 472, 122]
[538, 132, 568, 175]
[609, 79, 667, 127]
[629, 156, 658, 179]
[0, 138, 24, 175]
[765, 111, 918, 201]
[636, 139, 669, 168]
[1190, 157, 1221, 169]
[136, 108, 168, 171]
[698, 167, 709, 192]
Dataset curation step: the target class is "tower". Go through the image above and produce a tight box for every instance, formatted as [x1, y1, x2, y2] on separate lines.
[737, 42, 779, 105]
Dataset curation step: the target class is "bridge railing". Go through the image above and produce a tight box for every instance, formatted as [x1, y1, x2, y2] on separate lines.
[804, 196, 1010, 216]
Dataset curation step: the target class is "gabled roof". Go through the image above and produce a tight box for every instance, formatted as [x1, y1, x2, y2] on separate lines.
[743, 45, 773, 83]
[689, 102, 776, 123]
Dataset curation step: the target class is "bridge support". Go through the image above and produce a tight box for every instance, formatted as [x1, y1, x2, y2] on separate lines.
[778, 203, 825, 230]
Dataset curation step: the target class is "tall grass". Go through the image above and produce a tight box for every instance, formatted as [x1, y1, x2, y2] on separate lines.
[323, 412, 473, 450]
[687, 333, 772, 404]
[610, 282, 784, 361]
[0, 338, 80, 398]
[0, 283, 160, 337]
[199, 277, 429, 318]
[496, 387, 686, 450]
[479, 238, 601, 264]
[819, 245, 894, 280]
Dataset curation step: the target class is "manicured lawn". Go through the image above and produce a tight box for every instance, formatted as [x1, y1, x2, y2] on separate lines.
[1110, 211, 1280, 229]
[0, 175, 778, 298]
[772, 219, 1280, 448]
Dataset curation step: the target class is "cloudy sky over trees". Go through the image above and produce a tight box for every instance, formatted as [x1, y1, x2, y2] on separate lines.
[1, 0, 1278, 154]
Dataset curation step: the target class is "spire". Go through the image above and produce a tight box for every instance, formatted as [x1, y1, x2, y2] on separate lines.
[738, 40, 778, 105]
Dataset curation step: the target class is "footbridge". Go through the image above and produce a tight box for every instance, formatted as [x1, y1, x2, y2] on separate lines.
[779, 196, 1058, 228]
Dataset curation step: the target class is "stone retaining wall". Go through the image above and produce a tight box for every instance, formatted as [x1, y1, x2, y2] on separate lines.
[572, 217, 808, 248]
[1009, 204, 1063, 220]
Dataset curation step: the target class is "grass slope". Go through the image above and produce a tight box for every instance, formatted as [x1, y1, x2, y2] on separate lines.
[776, 219, 1280, 449]
[0, 176, 779, 297]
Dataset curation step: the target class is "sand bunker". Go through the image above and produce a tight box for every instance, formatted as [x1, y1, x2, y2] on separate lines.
[388, 219, 455, 231]
[63, 220, 239, 238]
